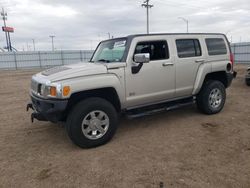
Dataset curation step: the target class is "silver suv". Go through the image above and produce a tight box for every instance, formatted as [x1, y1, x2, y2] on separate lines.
[27, 33, 236, 148]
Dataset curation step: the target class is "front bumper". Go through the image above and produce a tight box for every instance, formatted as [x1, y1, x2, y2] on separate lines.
[27, 93, 68, 123]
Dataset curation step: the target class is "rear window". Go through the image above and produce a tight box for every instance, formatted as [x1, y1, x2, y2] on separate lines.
[176, 39, 202, 58]
[205, 38, 227, 55]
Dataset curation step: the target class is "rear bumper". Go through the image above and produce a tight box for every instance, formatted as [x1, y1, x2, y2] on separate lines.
[27, 93, 68, 123]
[246, 74, 250, 85]
[226, 71, 237, 87]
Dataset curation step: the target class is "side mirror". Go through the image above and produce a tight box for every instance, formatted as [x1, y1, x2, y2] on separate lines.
[134, 53, 150, 63]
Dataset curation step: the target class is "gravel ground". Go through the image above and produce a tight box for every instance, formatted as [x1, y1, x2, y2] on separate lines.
[0, 64, 249, 188]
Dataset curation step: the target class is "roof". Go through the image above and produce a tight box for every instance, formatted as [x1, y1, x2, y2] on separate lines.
[100, 33, 228, 45]
[127, 33, 225, 39]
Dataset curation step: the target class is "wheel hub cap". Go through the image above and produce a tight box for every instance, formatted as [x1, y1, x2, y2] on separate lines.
[209, 88, 222, 109]
[89, 118, 101, 130]
[81, 110, 109, 140]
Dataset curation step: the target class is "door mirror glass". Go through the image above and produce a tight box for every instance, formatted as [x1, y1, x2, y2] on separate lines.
[134, 53, 150, 63]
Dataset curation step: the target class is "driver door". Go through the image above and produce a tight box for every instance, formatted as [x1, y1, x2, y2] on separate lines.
[125, 37, 175, 108]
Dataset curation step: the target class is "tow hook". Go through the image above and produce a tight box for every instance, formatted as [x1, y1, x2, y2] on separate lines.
[31, 113, 35, 123]
[31, 112, 47, 122]
[26, 103, 33, 111]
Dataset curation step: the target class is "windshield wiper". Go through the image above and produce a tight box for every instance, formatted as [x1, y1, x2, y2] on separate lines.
[97, 59, 110, 63]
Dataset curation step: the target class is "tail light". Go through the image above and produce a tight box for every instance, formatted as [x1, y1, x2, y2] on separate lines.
[230, 53, 234, 66]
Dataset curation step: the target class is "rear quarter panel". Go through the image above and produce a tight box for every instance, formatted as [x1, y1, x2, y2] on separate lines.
[192, 34, 231, 94]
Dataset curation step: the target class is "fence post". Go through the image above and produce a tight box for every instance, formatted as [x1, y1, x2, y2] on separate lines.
[61, 50, 64, 65]
[13, 52, 17, 70]
[83, 51, 86, 61]
[233, 44, 236, 63]
[80, 50, 83, 61]
[38, 51, 42, 68]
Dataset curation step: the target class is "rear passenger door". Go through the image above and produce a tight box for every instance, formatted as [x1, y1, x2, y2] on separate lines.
[174, 37, 205, 97]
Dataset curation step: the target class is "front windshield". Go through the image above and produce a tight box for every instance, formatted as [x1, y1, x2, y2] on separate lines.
[91, 38, 127, 63]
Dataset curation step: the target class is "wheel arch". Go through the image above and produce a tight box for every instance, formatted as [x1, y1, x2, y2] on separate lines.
[63, 87, 121, 121]
[193, 71, 229, 95]
[204, 71, 229, 87]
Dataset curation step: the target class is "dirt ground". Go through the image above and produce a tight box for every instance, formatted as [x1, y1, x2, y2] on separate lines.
[0, 64, 250, 188]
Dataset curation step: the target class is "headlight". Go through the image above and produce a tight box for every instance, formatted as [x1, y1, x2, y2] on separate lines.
[40, 84, 50, 96]
[40, 84, 70, 98]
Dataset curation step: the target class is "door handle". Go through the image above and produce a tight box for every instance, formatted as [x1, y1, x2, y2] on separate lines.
[162, 62, 174, 67]
[195, 59, 205, 63]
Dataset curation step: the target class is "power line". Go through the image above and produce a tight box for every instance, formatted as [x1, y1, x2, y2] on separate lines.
[141, 0, 153, 34]
[154, 0, 206, 10]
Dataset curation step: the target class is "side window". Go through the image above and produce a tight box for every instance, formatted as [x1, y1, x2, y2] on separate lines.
[176, 39, 202, 58]
[205, 38, 227, 55]
[134, 41, 169, 61]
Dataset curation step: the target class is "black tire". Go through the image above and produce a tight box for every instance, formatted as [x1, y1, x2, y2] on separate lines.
[66, 97, 118, 148]
[246, 78, 250, 86]
[196, 80, 226, 115]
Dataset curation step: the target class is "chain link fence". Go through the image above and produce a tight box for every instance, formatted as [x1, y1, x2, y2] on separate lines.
[0, 50, 94, 69]
[231, 43, 250, 64]
[0, 43, 249, 69]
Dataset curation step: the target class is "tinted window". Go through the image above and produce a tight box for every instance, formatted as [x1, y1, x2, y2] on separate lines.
[206, 38, 227, 55]
[135, 41, 169, 61]
[176, 39, 202, 58]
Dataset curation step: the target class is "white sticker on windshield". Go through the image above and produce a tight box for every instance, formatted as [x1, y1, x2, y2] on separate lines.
[114, 40, 126, 48]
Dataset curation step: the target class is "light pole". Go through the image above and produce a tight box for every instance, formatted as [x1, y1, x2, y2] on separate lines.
[32, 39, 36, 51]
[49, 35, 55, 51]
[98, 33, 111, 40]
[178, 17, 189, 33]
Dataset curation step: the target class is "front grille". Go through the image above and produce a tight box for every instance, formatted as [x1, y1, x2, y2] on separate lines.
[37, 84, 42, 94]
[31, 79, 38, 93]
[31, 79, 43, 95]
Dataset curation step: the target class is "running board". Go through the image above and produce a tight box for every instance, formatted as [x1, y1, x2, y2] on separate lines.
[125, 98, 195, 119]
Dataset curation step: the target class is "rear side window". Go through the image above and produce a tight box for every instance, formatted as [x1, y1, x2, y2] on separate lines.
[176, 39, 202, 58]
[205, 38, 227, 55]
[135, 41, 169, 61]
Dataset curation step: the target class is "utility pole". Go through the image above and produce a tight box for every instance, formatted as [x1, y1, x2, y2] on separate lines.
[178, 17, 189, 33]
[1, 7, 9, 51]
[32, 39, 36, 51]
[49, 35, 55, 51]
[7, 30, 12, 51]
[141, 0, 153, 34]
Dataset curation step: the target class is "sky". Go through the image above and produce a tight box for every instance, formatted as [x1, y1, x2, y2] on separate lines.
[0, 0, 250, 51]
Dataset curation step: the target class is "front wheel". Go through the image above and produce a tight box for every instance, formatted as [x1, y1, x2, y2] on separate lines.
[66, 98, 118, 148]
[196, 80, 226, 115]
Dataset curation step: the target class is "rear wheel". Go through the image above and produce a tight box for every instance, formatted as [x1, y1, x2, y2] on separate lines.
[246, 78, 250, 86]
[196, 80, 226, 114]
[66, 97, 118, 148]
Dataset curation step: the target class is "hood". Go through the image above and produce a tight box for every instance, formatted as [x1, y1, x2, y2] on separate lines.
[37, 62, 107, 82]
